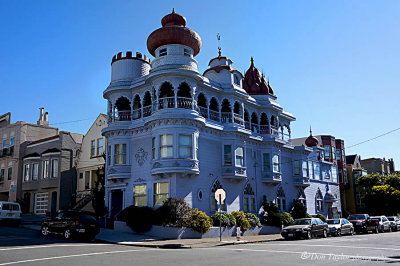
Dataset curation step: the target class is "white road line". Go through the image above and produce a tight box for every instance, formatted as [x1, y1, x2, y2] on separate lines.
[0, 248, 158, 265]
[0, 243, 112, 251]
[246, 242, 400, 252]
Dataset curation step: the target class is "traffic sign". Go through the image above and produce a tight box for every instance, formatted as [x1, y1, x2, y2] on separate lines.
[215, 188, 226, 204]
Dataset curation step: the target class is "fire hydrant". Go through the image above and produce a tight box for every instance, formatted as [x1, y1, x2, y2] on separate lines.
[236, 227, 241, 241]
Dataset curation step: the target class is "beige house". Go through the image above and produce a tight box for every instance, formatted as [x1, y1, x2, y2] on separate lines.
[75, 114, 107, 211]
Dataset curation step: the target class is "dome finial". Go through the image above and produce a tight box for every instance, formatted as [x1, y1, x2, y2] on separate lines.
[217, 33, 222, 56]
[309, 125, 312, 135]
[172, 8, 175, 13]
[250, 56, 254, 66]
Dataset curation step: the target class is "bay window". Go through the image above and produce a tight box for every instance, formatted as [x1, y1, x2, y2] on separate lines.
[114, 144, 127, 164]
[313, 162, 320, 180]
[179, 135, 192, 158]
[263, 153, 271, 172]
[24, 164, 30, 181]
[160, 135, 173, 158]
[42, 160, 49, 179]
[272, 155, 280, 172]
[32, 163, 39, 181]
[223, 145, 232, 165]
[51, 159, 58, 178]
[134, 184, 147, 206]
[332, 146, 336, 160]
[235, 147, 244, 167]
[302, 161, 308, 177]
[324, 146, 330, 159]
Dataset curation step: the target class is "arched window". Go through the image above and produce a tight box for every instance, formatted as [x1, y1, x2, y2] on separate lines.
[211, 180, 226, 211]
[244, 109, 250, 129]
[143, 91, 152, 117]
[115, 97, 131, 121]
[270, 115, 277, 135]
[260, 113, 269, 134]
[233, 102, 242, 125]
[234, 74, 240, 86]
[276, 186, 286, 212]
[197, 93, 208, 118]
[209, 97, 219, 122]
[221, 99, 232, 123]
[251, 112, 259, 133]
[283, 124, 290, 141]
[316, 189, 323, 212]
[159, 82, 174, 109]
[297, 188, 306, 207]
[243, 183, 255, 212]
[177, 82, 192, 109]
[132, 95, 141, 120]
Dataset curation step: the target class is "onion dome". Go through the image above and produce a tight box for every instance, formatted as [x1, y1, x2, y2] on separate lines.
[243, 57, 274, 96]
[305, 127, 319, 147]
[147, 9, 202, 57]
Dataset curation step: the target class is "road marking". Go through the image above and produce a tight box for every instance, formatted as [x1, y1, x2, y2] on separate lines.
[0, 243, 112, 251]
[247, 242, 400, 252]
[0, 248, 159, 265]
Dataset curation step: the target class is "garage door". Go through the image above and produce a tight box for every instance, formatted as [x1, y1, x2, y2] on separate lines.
[34, 192, 48, 215]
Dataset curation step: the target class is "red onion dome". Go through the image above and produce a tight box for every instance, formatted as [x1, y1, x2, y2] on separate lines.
[243, 57, 274, 96]
[305, 128, 319, 147]
[147, 9, 202, 57]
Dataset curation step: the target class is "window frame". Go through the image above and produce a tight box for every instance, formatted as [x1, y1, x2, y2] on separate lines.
[51, 159, 59, 178]
[42, 160, 49, 179]
[133, 184, 147, 207]
[179, 134, 192, 159]
[97, 138, 104, 156]
[152, 137, 156, 159]
[160, 134, 173, 159]
[272, 154, 280, 173]
[0, 168, 4, 183]
[114, 144, 127, 165]
[223, 145, 232, 166]
[153, 182, 169, 206]
[31, 163, 39, 181]
[90, 140, 96, 157]
[262, 153, 271, 172]
[235, 146, 244, 167]
[293, 160, 300, 175]
[23, 163, 30, 182]
[324, 146, 330, 159]
[7, 166, 12, 181]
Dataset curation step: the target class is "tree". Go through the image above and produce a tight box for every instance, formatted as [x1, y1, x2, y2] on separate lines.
[92, 166, 107, 217]
[357, 173, 383, 189]
[290, 200, 310, 219]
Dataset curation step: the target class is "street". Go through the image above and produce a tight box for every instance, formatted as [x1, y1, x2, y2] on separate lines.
[1, 226, 400, 265]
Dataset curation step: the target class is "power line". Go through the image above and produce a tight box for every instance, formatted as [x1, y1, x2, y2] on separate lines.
[346, 126, 400, 149]
[50, 117, 96, 125]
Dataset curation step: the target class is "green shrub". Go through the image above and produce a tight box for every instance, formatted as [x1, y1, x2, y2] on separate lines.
[280, 212, 294, 226]
[120, 206, 154, 232]
[232, 211, 251, 231]
[290, 200, 308, 220]
[212, 212, 236, 227]
[245, 213, 261, 227]
[316, 213, 326, 222]
[262, 201, 281, 227]
[153, 197, 191, 226]
[188, 209, 212, 233]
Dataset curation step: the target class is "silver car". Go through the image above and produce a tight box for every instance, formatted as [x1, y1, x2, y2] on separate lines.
[327, 218, 354, 236]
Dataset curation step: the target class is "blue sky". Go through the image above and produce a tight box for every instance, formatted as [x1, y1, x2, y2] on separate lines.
[1, 0, 399, 168]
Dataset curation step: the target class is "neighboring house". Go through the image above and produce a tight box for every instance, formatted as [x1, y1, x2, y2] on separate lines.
[76, 114, 107, 212]
[21, 131, 83, 215]
[0, 109, 58, 203]
[102, 10, 341, 219]
[345, 154, 368, 215]
[361, 158, 395, 176]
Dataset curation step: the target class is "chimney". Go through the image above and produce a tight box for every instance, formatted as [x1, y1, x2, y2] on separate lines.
[37, 107, 44, 125]
[43, 112, 49, 126]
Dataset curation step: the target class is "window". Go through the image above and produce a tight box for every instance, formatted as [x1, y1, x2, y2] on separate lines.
[114, 144, 127, 164]
[24, 164, 30, 181]
[332, 146, 336, 160]
[316, 190, 323, 212]
[97, 138, 104, 155]
[195, 135, 199, 159]
[9, 137, 14, 155]
[134, 184, 147, 206]
[32, 163, 39, 181]
[51, 159, 58, 178]
[294, 160, 300, 175]
[308, 161, 313, 178]
[298, 189, 306, 207]
[7, 166, 12, 180]
[159, 48, 167, 56]
[107, 145, 111, 166]
[276, 187, 286, 212]
[234, 75, 240, 86]
[0, 169, 4, 182]
[313, 162, 320, 180]
[160, 135, 173, 158]
[183, 48, 190, 57]
[42, 160, 49, 179]
[179, 135, 192, 158]
[90, 140, 95, 157]
[2, 139, 7, 155]
[263, 153, 270, 172]
[243, 184, 255, 212]
[152, 137, 156, 159]
[154, 182, 169, 206]
[235, 147, 244, 167]
[336, 149, 341, 161]
[341, 150, 345, 161]
[302, 161, 308, 177]
[332, 167, 338, 183]
[272, 155, 280, 172]
[324, 146, 330, 159]
[224, 145, 232, 165]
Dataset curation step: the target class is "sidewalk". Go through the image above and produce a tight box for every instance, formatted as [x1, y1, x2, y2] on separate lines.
[95, 228, 282, 248]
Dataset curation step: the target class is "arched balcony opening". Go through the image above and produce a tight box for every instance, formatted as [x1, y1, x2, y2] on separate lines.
[283, 124, 290, 141]
[143, 91, 152, 117]
[251, 112, 259, 133]
[244, 109, 250, 130]
[233, 102, 243, 125]
[177, 82, 192, 109]
[270, 115, 278, 136]
[260, 113, 269, 134]
[158, 82, 175, 109]
[221, 99, 232, 123]
[132, 95, 142, 120]
[115, 96, 131, 121]
[197, 93, 208, 118]
[209, 97, 220, 122]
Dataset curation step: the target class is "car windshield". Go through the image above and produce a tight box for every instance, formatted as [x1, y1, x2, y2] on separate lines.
[388, 217, 395, 221]
[348, 215, 365, 220]
[371, 218, 380, 221]
[80, 214, 97, 222]
[293, 219, 311, 225]
[327, 219, 340, 224]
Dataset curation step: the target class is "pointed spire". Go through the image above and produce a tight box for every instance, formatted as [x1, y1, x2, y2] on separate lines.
[309, 125, 312, 135]
[217, 33, 221, 57]
[172, 8, 175, 13]
[250, 57, 254, 67]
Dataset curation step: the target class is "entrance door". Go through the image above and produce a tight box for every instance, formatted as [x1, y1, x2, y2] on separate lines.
[110, 190, 123, 218]
[34, 192, 48, 215]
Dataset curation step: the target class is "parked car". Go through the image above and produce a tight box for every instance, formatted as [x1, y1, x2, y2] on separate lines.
[371, 216, 391, 233]
[387, 216, 400, 231]
[281, 218, 328, 240]
[347, 214, 379, 234]
[41, 210, 100, 240]
[326, 218, 354, 236]
[0, 201, 21, 225]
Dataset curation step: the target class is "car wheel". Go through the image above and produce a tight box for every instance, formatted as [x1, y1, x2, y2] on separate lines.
[41, 225, 49, 236]
[336, 229, 341, 237]
[64, 229, 72, 240]
[307, 231, 312, 239]
[350, 228, 354, 235]
[323, 230, 328, 238]
[375, 226, 379, 234]
[389, 226, 392, 232]
[380, 226, 385, 233]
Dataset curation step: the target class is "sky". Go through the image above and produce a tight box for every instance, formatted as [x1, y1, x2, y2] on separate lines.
[1, 0, 399, 169]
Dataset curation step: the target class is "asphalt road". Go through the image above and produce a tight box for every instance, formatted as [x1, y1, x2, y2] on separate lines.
[1, 226, 400, 265]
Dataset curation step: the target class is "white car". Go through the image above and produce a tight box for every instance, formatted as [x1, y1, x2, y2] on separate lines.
[327, 218, 354, 236]
[0, 201, 21, 225]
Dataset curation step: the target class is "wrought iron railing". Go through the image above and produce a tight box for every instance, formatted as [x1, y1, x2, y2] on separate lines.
[198, 106, 208, 118]
[233, 113, 243, 125]
[158, 97, 175, 109]
[209, 109, 220, 122]
[143, 106, 152, 117]
[177, 97, 192, 109]
[116, 110, 130, 121]
[221, 112, 232, 123]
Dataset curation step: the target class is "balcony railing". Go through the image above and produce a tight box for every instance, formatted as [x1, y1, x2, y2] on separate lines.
[143, 106, 152, 117]
[158, 97, 175, 109]
[177, 97, 192, 109]
[209, 109, 220, 122]
[244, 121, 250, 130]
[132, 109, 141, 120]
[198, 106, 208, 118]
[233, 113, 243, 125]
[271, 127, 279, 136]
[251, 124, 259, 134]
[221, 112, 232, 123]
[260, 125, 269, 135]
[116, 110, 131, 121]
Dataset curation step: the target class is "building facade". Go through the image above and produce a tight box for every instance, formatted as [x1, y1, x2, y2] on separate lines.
[21, 131, 83, 215]
[102, 10, 341, 219]
[345, 154, 368, 215]
[361, 158, 395, 176]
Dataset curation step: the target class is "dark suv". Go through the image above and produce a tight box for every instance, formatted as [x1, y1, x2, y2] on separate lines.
[41, 210, 100, 240]
[347, 214, 379, 234]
